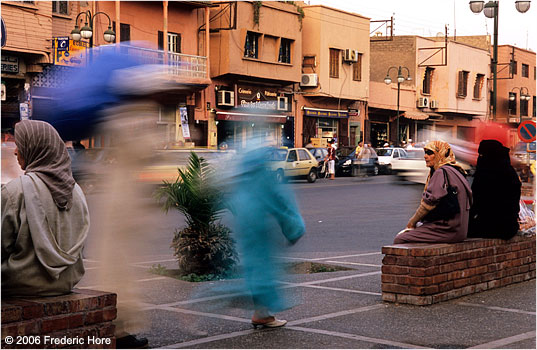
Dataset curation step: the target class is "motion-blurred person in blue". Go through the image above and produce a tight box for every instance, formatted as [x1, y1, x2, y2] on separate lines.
[230, 140, 305, 328]
[36, 45, 174, 348]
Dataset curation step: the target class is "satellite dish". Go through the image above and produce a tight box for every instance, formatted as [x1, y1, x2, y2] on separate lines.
[436, 32, 444, 37]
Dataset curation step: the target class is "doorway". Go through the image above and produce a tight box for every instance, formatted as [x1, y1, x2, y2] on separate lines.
[370, 122, 388, 147]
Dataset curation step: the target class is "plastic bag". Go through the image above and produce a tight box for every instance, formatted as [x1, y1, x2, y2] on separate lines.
[518, 200, 536, 235]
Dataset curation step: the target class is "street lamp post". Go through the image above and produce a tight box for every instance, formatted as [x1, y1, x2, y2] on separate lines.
[384, 66, 412, 147]
[468, 1, 531, 121]
[510, 86, 531, 117]
[70, 10, 116, 49]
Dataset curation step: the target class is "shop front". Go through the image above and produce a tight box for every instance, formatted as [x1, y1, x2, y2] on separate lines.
[302, 107, 349, 146]
[215, 84, 293, 149]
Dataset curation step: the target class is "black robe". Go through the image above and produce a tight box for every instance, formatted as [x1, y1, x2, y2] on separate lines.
[468, 140, 521, 240]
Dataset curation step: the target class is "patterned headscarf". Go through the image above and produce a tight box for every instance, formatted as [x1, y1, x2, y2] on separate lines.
[14, 120, 75, 210]
[423, 140, 466, 188]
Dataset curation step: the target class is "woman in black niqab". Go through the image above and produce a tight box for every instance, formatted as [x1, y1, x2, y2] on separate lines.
[468, 139, 521, 240]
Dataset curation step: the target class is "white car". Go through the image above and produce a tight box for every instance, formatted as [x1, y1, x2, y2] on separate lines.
[375, 147, 407, 174]
[391, 148, 428, 184]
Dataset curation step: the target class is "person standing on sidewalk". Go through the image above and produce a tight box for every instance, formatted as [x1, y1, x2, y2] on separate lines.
[325, 139, 336, 180]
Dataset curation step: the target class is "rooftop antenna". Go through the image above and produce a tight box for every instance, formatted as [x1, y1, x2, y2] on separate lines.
[453, 0, 457, 40]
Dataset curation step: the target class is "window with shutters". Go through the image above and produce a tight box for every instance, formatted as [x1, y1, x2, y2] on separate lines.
[278, 38, 292, 64]
[522, 64, 529, 78]
[52, 1, 68, 14]
[473, 74, 485, 99]
[244, 32, 260, 59]
[521, 98, 528, 116]
[510, 60, 517, 75]
[329, 48, 339, 78]
[457, 70, 469, 98]
[113, 22, 130, 42]
[352, 53, 362, 81]
[422, 67, 434, 94]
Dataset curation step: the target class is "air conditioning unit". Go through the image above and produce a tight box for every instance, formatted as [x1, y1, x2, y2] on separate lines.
[300, 73, 318, 87]
[277, 96, 288, 111]
[430, 100, 438, 109]
[343, 49, 358, 62]
[417, 97, 429, 108]
[217, 90, 234, 107]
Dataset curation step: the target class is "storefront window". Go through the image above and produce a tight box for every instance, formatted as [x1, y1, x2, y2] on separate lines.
[317, 118, 337, 139]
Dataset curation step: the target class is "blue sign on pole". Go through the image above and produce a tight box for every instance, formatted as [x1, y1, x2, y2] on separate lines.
[1, 17, 6, 48]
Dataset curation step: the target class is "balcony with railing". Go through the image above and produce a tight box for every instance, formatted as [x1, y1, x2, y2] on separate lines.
[93, 44, 210, 86]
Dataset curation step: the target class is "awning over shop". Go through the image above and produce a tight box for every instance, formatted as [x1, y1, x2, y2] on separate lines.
[402, 111, 429, 120]
[216, 111, 287, 123]
[303, 107, 349, 118]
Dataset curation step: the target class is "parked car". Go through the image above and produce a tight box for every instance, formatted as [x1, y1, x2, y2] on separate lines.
[267, 147, 318, 183]
[336, 146, 379, 177]
[375, 147, 407, 174]
[307, 147, 329, 177]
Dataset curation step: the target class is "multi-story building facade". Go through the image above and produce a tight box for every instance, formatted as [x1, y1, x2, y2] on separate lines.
[298, 5, 370, 148]
[2, 1, 211, 148]
[369, 36, 490, 146]
[208, 1, 302, 149]
[495, 45, 536, 146]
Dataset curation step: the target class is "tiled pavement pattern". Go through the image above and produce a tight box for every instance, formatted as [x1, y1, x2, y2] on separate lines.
[78, 252, 536, 349]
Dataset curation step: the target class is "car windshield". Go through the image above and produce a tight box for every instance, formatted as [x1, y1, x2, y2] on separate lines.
[376, 149, 393, 156]
[268, 149, 288, 161]
[404, 149, 425, 159]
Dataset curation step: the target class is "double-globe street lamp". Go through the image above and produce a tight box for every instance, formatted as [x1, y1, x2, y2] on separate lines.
[71, 10, 116, 48]
[384, 66, 412, 147]
[509, 86, 531, 102]
[469, 1, 531, 121]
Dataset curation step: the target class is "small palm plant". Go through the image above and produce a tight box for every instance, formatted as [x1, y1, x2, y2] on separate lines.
[156, 152, 237, 276]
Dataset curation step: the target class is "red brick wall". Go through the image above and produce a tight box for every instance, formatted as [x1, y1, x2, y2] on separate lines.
[381, 236, 536, 305]
[1, 289, 117, 349]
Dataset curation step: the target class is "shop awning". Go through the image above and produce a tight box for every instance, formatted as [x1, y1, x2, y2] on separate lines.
[402, 111, 429, 120]
[303, 107, 349, 118]
[216, 111, 287, 123]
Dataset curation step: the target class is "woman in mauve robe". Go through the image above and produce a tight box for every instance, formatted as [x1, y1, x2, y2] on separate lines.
[394, 141, 472, 244]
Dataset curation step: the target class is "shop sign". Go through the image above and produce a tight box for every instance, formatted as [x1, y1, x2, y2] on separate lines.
[53, 37, 88, 67]
[179, 106, 191, 139]
[237, 85, 279, 110]
[1, 56, 19, 73]
[304, 108, 348, 118]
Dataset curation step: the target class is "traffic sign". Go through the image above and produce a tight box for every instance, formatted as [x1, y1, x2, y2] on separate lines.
[1, 17, 6, 48]
[518, 121, 536, 143]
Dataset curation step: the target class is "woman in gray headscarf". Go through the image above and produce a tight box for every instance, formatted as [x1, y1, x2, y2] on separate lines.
[2, 120, 89, 296]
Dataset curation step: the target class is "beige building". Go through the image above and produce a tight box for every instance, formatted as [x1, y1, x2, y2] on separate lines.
[369, 35, 490, 146]
[297, 5, 370, 147]
[208, 1, 302, 149]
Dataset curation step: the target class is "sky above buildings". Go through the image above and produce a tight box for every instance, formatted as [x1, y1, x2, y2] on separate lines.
[309, 0, 536, 51]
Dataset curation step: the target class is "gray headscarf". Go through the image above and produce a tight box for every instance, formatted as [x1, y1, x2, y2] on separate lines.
[14, 120, 75, 210]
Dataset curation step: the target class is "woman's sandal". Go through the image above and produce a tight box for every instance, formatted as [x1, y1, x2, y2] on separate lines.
[251, 317, 287, 329]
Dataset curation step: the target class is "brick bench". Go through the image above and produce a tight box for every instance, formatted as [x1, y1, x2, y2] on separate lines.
[381, 235, 536, 306]
[1, 289, 117, 349]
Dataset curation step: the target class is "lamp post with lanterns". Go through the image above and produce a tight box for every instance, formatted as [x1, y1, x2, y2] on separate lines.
[70, 10, 116, 49]
[510, 86, 531, 118]
[468, 1, 531, 121]
[384, 66, 412, 147]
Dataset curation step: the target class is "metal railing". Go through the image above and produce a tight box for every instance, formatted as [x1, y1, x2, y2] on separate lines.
[94, 44, 207, 79]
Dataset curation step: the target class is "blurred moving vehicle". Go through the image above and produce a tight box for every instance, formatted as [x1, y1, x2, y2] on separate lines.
[513, 141, 536, 166]
[375, 147, 407, 174]
[1, 141, 24, 186]
[392, 147, 474, 184]
[67, 148, 116, 193]
[391, 148, 428, 184]
[136, 149, 234, 185]
[267, 147, 318, 183]
[307, 147, 329, 177]
[336, 146, 379, 177]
